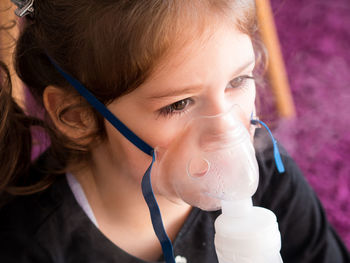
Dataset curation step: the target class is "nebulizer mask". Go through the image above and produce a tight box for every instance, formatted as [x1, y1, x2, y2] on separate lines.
[149, 105, 283, 263]
[51, 59, 284, 263]
[151, 105, 259, 211]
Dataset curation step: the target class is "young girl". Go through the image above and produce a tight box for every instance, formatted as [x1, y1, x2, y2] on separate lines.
[0, 0, 349, 262]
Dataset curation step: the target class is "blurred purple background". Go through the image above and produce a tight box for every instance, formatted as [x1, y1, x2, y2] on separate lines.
[266, 0, 350, 248]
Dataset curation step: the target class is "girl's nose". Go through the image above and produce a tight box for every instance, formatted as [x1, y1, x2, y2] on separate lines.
[201, 93, 232, 117]
[197, 106, 244, 151]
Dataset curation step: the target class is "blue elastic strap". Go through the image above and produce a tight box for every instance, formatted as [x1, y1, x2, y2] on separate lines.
[141, 152, 176, 263]
[48, 57, 153, 156]
[48, 57, 176, 263]
[251, 119, 285, 173]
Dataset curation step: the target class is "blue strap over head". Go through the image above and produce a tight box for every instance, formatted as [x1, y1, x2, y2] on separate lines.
[48, 57, 176, 263]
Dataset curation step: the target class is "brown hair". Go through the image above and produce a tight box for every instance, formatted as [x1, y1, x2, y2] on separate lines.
[0, 0, 259, 199]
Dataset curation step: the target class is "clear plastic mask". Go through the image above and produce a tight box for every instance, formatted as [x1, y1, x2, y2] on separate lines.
[151, 106, 259, 211]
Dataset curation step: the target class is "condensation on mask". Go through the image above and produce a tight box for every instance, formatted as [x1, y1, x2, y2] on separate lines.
[151, 105, 259, 211]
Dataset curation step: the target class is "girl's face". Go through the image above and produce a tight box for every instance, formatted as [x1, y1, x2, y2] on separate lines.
[100, 24, 256, 183]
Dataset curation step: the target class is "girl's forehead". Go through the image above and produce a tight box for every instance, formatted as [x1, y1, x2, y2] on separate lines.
[138, 26, 255, 95]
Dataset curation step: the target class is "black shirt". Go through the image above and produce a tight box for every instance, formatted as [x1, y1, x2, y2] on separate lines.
[0, 140, 349, 262]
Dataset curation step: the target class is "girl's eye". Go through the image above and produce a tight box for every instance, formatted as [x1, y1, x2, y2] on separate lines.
[228, 75, 254, 89]
[158, 98, 193, 117]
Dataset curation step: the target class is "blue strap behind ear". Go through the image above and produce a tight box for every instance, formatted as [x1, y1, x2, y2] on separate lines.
[48, 57, 153, 156]
[250, 119, 285, 173]
[48, 57, 176, 263]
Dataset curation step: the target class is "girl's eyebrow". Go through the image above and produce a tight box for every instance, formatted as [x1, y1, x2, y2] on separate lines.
[148, 59, 255, 100]
[228, 59, 255, 79]
[148, 86, 202, 100]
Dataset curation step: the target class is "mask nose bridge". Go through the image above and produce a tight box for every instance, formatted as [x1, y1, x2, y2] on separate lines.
[209, 113, 235, 134]
[197, 111, 240, 150]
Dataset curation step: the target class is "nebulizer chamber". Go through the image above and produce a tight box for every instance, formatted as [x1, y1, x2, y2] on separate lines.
[152, 105, 283, 263]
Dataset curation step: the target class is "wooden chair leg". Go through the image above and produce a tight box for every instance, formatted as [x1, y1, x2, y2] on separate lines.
[256, 0, 296, 118]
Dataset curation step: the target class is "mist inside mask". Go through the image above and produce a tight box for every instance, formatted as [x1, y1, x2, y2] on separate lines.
[151, 105, 259, 211]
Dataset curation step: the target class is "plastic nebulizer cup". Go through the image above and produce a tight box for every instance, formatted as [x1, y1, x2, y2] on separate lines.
[215, 198, 283, 263]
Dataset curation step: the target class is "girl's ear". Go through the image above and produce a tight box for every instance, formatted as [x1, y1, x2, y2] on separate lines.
[43, 86, 95, 141]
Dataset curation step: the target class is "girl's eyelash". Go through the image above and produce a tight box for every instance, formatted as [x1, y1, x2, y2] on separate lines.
[158, 98, 194, 118]
[228, 75, 255, 90]
[157, 75, 254, 118]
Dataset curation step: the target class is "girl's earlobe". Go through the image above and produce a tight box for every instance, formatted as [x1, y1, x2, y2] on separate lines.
[43, 85, 95, 140]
